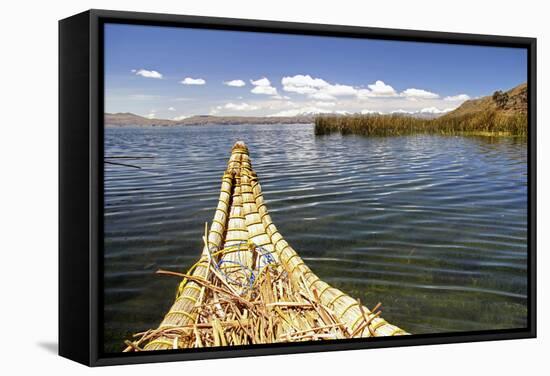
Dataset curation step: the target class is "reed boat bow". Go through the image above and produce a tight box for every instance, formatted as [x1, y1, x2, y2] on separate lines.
[126, 141, 407, 351]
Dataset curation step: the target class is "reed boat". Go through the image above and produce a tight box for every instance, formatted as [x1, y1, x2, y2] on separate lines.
[125, 141, 407, 351]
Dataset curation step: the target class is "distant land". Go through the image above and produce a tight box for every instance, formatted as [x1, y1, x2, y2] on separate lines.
[104, 112, 444, 127]
[104, 113, 316, 127]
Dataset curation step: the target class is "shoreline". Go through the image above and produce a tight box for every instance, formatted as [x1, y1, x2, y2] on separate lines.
[104, 122, 315, 128]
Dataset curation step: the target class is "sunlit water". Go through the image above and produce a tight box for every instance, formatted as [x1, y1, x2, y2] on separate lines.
[103, 123, 527, 352]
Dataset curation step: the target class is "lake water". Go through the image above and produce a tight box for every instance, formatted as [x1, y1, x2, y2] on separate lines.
[103, 123, 528, 353]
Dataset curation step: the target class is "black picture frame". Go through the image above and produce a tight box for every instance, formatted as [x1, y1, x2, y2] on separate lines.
[59, 8, 537, 367]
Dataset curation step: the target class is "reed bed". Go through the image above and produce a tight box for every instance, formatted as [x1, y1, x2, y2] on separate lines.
[314, 111, 527, 137]
[124, 141, 407, 351]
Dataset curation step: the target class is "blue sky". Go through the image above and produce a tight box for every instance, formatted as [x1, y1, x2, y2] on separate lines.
[104, 23, 527, 119]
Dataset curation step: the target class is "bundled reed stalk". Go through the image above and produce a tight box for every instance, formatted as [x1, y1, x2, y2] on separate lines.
[124, 141, 407, 351]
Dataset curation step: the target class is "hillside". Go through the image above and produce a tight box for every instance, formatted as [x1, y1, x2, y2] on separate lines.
[441, 82, 527, 120]
[104, 113, 315, 126]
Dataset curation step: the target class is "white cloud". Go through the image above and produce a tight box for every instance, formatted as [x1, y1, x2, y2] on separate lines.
[215, 102, 259, 112]
[361, 109, 383, 114]
[355, 89, 372, 99]
[363, 82, 439, 100]
[173, 115, 191, 121]
[281, 76, 441, 106]
[252, 86, 278, 95]
[367, 80, 397, 96]
[214, 76, 456, 116]
[132, 69, 163, 79]
[168, 107, 176, 111]
[401, 88, 439, 99]
[271, 94, 291, 100]
[323, 84, 357, 97]
[224, 79, 246, 87]
[181, 77, 206, 85]
[309, 91, 337, 100]
[251, 77, 271, 86]
[419, 107, 454, 114]
[315, 101, 336, 107]
[145, 112, 156, 119]
[250, 77, 278, 95]
[282, 75, 357, 99]
[444, 94, 470, 101]
[282, 77, 447, 103]
[282, 75, 329, 94]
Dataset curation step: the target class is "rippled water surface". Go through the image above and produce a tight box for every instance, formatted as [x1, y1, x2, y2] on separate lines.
[103, 124, 528, 352]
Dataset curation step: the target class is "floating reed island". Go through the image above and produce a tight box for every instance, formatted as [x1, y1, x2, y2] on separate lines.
[314, 111, 527, 137]
[124, 141, 407, 351]
[315, 83, 527, 137]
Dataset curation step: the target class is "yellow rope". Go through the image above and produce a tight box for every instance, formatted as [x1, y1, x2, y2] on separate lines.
[339, 302, 360, 319]
[328, 292, 346, 307]
[175, 295, 198, 305]
[166, 311, 196, 322]
[290, 261, 305, 275]
[371, 319, 388, 331]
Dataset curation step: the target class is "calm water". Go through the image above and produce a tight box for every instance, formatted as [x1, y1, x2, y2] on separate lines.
[103, 123, 528, 352]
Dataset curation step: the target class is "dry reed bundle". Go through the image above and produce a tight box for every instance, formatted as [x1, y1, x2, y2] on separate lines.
[124, 141, 407, 351]
[314, 112, 528, 137]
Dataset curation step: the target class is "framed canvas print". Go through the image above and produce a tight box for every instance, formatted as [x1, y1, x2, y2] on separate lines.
[59, 9, 536, 366]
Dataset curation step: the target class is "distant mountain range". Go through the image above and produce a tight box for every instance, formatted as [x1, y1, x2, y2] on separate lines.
[104, 113, 316, 127]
